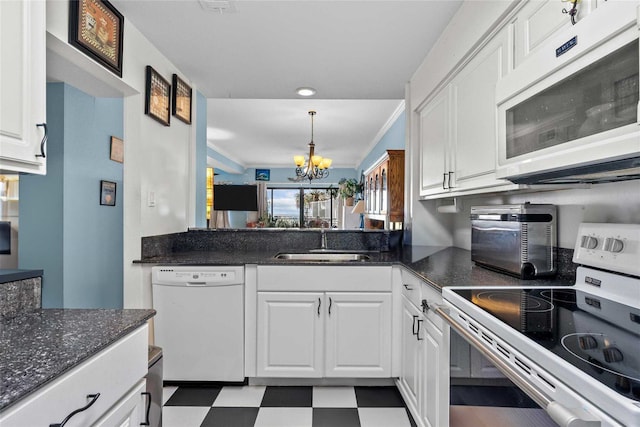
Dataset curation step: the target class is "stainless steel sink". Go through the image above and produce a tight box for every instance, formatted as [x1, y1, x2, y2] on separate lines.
[274, 253, 371, 262]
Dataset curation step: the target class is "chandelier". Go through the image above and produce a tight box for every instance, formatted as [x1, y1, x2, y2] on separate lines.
[294, 111, 332, 181]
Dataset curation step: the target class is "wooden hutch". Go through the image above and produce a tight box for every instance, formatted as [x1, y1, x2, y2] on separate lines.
[363, 150, 404, 230]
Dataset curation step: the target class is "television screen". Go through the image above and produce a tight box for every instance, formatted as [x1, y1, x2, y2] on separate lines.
[213, 185, 258, 211]
[0, 221, 10, 255]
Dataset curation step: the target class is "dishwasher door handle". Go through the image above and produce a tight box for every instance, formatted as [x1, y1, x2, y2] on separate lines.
[186, 282, 207, 286]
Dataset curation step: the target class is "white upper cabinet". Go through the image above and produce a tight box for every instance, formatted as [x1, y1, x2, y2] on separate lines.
[418, 27, 517, 199]
[419, 87, 451, 198]
[0, 0, 46, 174]
[513, 0, 596, 69]
[451, 28, 511, 192]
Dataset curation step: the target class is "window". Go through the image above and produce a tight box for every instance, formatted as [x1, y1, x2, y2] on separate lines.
[266, 187, 338, 228]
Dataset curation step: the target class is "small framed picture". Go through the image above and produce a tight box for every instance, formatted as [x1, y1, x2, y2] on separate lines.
[145, 66, 171, 126]
[100, 180, 116, 206]
[255, 169, 270, 181]
[110, 136, 123, 163]
[68, 0, 124, 77]
[172, 74, 192, 124]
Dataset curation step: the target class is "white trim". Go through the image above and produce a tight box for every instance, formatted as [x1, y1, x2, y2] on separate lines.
[207, 155, 245, 174]
[355, 101, 405, 169]
[207, 141, 247, 169]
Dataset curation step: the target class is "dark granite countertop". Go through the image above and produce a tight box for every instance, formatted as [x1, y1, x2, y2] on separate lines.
[136, 245, 575, 289]
[0, 309, 155, 412]
[398, 246, 575, 290]
[0, 269, 43, 284]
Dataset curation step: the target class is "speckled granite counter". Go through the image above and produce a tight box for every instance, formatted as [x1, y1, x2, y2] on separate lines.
[398, 246, 575, 289]
[0, 309, 155, 412]
[136, 245, 576, 289]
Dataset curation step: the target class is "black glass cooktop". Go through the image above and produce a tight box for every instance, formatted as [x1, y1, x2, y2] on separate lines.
[451, 288, 640, 402]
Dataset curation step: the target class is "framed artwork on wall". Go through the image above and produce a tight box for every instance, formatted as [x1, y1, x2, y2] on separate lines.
[110, 136, 123, 163]
[100, 180, 116, 206]
[145, 66, 171, 126]
[172, 74, 192, 124]
[255, 169, 270, 181]
[68, 0, 124, 77]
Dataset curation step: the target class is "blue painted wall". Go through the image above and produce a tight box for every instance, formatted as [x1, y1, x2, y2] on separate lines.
[357, 110, 405, 173]
[19, 83, 123, 308]
[216, 167, 358, 186]
[19, 84, 65, 308]
[195, 91, 207, 227]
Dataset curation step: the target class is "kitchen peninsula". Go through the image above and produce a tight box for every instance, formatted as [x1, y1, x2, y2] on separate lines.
[0, 272, 155, 425]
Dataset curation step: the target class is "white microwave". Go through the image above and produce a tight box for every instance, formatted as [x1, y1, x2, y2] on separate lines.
[496, 2, 639, 183]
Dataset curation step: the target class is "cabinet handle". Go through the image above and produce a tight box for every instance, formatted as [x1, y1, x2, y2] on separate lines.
[416, 319, 423, 341]
[412, 315, 419, 335]
[140, 392, 151, 426]
[36, 123, 47, 158]
[318, 297, 321, 317]
[421, 299, 429, 313]
[442, 173, 447, 189]
[328, 297, 333, 316]
[49, 393, 100, 427]
[403, 284, 413, 291]
[448, 171, 454, 189]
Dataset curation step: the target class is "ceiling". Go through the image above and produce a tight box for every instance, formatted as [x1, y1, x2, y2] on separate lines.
[107, 0, 463, 171]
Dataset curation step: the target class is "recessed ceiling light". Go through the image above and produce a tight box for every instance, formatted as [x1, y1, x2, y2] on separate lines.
[296, 87, 316, 97]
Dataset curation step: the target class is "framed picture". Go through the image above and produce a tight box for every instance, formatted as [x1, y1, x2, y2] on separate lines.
[255, 169, 270, 181]
[172, 74, 192, 124]
[110, 136, 123, 163]
[68, 0, 124, 77]
[100, 180, 116, 206]
[145, 66, 171, 126]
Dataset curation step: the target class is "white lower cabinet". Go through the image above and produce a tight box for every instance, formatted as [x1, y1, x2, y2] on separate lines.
[93, 379, 147, 427]
[0, 325, 148, 426]
[256, 291, 392, 378]
[398, 292, 450, 427]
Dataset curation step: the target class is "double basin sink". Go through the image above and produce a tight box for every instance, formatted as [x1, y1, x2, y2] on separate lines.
[274, 250, 371, 262]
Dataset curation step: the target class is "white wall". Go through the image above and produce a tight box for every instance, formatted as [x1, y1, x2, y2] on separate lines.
[47, 1, 197, 308]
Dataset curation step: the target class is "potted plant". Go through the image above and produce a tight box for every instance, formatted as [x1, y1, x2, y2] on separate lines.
[338, 178, 358, 206]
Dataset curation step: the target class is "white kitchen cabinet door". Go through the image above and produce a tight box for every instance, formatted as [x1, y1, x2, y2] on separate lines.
[0, 0, 46, 174]
[419, 316, 449, 427]
[513, 0, 596, 69]
[451, 27, 510, 192]
[418, 87, 451, 197]
[93, 380, 146, 427]
[325, 292, 392, 378]
[257, 292, 324, 377]
[398, 297, 423, 416]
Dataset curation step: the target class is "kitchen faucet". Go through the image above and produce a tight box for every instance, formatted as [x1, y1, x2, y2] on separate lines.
[320, 228, 327, 250]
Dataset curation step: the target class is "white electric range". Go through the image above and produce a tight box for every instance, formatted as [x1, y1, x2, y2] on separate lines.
[441, 223, 640, 427]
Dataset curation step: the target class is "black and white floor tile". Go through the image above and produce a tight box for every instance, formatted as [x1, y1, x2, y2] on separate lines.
[162, 385, 417, 427]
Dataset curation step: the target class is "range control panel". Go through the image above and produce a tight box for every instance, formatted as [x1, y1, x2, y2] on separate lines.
[573, 223, 639, 277]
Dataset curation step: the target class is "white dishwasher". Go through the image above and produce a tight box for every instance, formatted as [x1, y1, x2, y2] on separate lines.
[152, 266, 244, 382]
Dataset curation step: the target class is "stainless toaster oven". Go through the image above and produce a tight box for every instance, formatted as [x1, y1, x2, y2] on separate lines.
[470, 204, 556, 279]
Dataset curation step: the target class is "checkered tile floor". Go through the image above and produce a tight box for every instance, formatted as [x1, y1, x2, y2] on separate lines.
[162, 385, 417, 427]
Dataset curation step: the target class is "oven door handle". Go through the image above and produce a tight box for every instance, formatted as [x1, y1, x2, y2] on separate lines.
[433, 304, 601, 427]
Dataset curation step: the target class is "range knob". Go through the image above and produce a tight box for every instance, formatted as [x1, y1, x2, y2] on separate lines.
[603, 347, 624, 363]
[578, 335, 598, 350]
[580, 235, 599, 250]
[604, 237, 624, 253]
